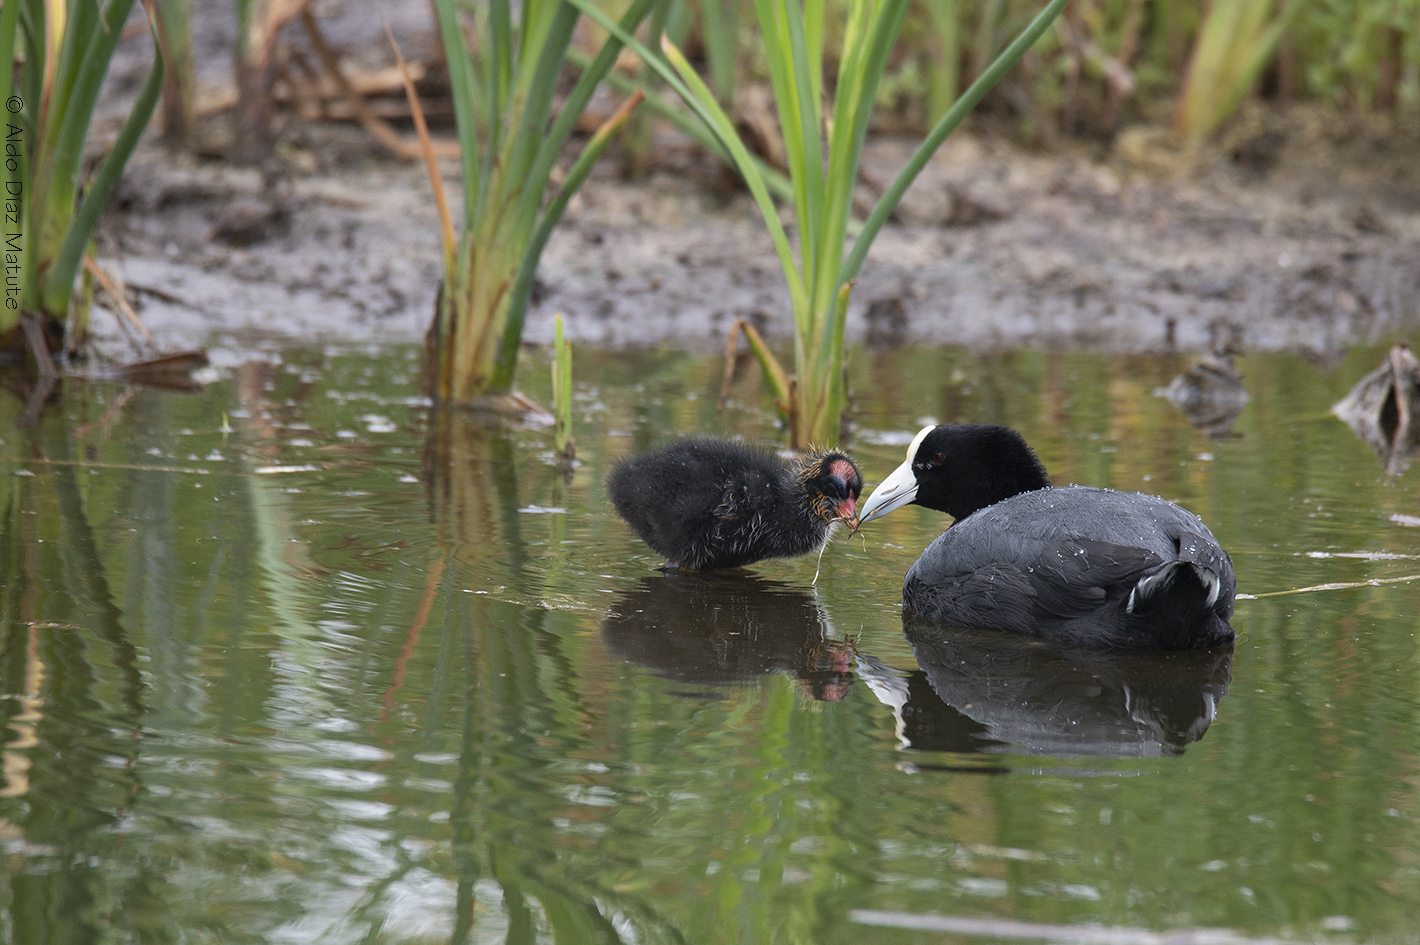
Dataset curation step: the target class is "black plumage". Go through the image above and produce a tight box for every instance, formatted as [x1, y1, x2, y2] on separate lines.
[608, 438, 862, 570]
[856, 424, 1235, 649]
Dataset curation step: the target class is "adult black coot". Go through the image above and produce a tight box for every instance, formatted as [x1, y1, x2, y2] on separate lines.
[609, 438, 862, 570]
[855, 424, 1235, 649]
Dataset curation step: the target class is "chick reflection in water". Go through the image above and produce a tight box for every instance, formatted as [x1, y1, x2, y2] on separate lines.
[1156, 349, 1249, 438]
[857, 619, 1232, 757]
[603, 574, 853, 701]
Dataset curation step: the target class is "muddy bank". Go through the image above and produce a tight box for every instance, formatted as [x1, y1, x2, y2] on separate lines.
[96, 106, 1420, 363]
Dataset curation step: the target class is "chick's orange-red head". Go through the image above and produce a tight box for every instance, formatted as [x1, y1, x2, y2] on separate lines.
[799, 451, 863, 524]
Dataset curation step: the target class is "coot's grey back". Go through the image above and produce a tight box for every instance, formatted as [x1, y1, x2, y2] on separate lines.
[904, 486, 1235, 648]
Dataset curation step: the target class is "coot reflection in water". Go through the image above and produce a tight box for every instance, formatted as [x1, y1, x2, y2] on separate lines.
[858, 619, 1232, 757]
[602, 574, 854, 701]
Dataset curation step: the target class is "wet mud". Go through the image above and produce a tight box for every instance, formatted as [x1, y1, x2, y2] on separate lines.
[92, 4, 1420, 361]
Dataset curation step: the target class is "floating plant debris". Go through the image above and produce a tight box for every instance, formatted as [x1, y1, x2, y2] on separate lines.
[1332, 343, 1420, 475]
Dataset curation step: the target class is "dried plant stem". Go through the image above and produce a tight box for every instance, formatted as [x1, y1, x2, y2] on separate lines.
[383, 16, 457, 265]
[84, 256, 157, 350]
[303, 10, 457, 162]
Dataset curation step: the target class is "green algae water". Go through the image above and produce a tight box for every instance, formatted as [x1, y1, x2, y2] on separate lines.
[3, 341, 1420, 944]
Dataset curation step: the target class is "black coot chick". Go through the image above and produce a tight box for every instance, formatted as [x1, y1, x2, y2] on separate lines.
[608, 439, 862, 570]
[856, 424, 1234, 649]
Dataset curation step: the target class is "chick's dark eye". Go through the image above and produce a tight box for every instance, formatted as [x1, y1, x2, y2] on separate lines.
[824, 477, 848, 500]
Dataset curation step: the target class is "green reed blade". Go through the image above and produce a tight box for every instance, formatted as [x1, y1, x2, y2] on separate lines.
[551, 313, 573, 457]
[568, 47, 795, 202]
[513, 0, 556, 89]
[841, 0, 1070, 289]
[44, 0, 101, 144]
[43, 33, 164, 318]
[699, 0, 739, 105]
[769, 0, 825, 278]
[39, 0, 139, 277]
[501, 2, 579, 206]
[1176, 0, 1296, 142]
[753, 0, 811, 276]
[433, 0, 483, 233]
[925, 0, 961, 125]
[494, 90, 645, 388]
[0, 0, 19, 334]
[971, 0, 1008, 83]
[18, 1, 41, 132]
[489, 0, 512, 107]
[804, 0, 824, 110]
[47, 0, 138, 191]
[0, 0, 15, 133]
[511, 0, 663, 251]
[815, 0, 911, 326]
[659, 36, 808, 312]
[478, 1, 510, 206]
[787, 0, 826, 279]
[565, 0, 806, 312]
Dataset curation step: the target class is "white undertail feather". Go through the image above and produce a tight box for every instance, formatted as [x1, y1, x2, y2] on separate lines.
[1200, 565, 1221, 607]
[1126, 562, 1221, 613]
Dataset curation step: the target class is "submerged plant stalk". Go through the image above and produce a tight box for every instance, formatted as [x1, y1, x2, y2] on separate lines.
[551, 313, 574, 460]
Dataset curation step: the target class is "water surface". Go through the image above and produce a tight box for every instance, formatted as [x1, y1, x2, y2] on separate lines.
[3, 342, 1419, 944]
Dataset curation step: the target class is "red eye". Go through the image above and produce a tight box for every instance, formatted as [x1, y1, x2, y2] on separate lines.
[931, 451, 945, 464]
